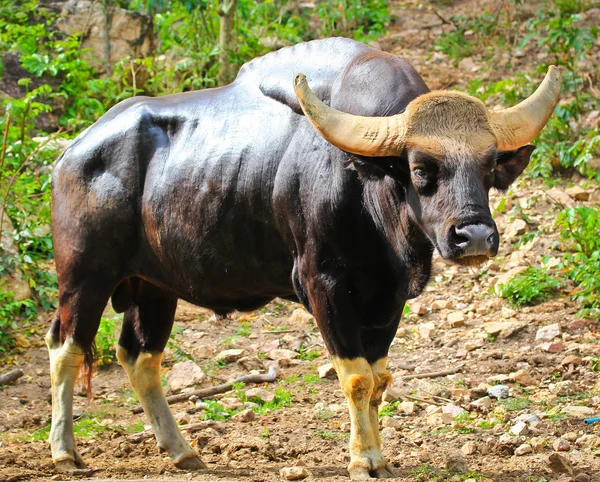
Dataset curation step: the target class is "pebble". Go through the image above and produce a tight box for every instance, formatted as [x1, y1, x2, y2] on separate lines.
[560, 355, 582, 366]
[267, 349, 298, 361]
[541, 340, 563, 353]
[461, 441, 476, 456]
[561, 405, 595, 417]
[399, 401, 416, 415]
[279, 466, 311, 480]
[232, 408, 255, 422]
[510, 421, 529, 436]
[288, 309, 315, 325]
[317, 363, 336, 379]
[445, 453, 469, 474]
[575, 434, 600, 448]
[547, 453, 573, 474]
[553, 438, 571, 452]
[511, 369, 537, 387]
[245, 388, 275, 403]
[471, 396, 492, 410]
[530, 436, 547, 452]
[166, 360, 206, 392]
[535, 323, 562, 341]
[432, 299, 452, 310]
[515, 444, 533, 456]
[381, 417, 403, 429]
[487, 385, 509, 399]
[549, 380, 576, 396]
[447, 311, 465, 327]
[215, 349, 245, 363]
[410, 301, 427, 315]
[419, 322, 436, 339]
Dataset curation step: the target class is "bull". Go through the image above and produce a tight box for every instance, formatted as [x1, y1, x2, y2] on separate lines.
[47, 37, 561, 479]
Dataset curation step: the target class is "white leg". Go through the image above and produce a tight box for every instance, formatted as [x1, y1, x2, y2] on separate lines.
[368, 358, 395, 478]
[46, 333, 86, 471]
[116, 345, 205, 469]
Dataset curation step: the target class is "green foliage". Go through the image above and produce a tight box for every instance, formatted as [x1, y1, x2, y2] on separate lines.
[297, 346, 321, 361]
[497, 267, 563, 307]
[556, 206, 600, 319]
[378, 401, 399, 418]
[499, 396, 531, 412]
[0, 290, 36, 352]
[95, 316, 119, 367]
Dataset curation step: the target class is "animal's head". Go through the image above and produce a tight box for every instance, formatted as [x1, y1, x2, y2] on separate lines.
[294, 67, 561, 266]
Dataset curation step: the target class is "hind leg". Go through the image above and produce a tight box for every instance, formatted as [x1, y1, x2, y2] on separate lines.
[116, 279, 205, 470]
[45, 282, 112, 472]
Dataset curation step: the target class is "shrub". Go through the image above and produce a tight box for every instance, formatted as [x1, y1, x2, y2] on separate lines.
[497, 267, 563, 307]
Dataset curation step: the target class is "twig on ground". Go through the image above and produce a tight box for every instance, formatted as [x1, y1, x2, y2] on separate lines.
[398, 367, 459, 381]
[130, 365, 277, 414]
[126, 420, 226, 443]
[0, 368, 24, 386]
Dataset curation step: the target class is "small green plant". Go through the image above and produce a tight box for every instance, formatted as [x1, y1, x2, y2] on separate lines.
[379, 401, 399, 418]
[236, 322, 251, 337]
[312, 428, 348, 440]
[499, 397, 531, 412]
[297, 346, 321, 361]
[409, 464, 441, 482]
[497, 267, 563, 306]
[590, 357, 600, 372]
[259, 427, 270, 438]
[95, 317, 119, 366]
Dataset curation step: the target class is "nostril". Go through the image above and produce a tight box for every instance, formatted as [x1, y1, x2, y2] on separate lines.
[451, 225, 471, 249]
[486, 232, 496, 247]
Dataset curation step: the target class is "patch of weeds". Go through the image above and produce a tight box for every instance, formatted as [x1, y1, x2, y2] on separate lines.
[499, 397, 531, 412]
[313, 428, 348, 440]
[265, 323, 289, 332]
[28, 412, 113, 442]
[315, 410, 336, 420]
[248, 388, 293, 414]
[302, 373, 320, 385]
[479, 419, 501, 430]
[259, 427, 270, 438]
[590, 357, 600, 372]
[454, 411, 476, 434]
[408, 464, 441, 482]
[167, 326, 193, 361]
[201, 400, 235, 421]
[497, 267, 563, 307]
[430, 427, 451, 436]
[219, 335, 240, 347]
[126, 421, 145, 434]
[284, 375, 299, 384]
[257, 351, 267, 360]
[95, 316, 119, 367]
[558, 392, 596, 403]
[201, 359, 225, 375]
[297, 346, 321, 361]
[235, 322, 251, 337]
[547, 412, 569, 423]
[487, 332, 498, 343]
[379, 401, 399, 418]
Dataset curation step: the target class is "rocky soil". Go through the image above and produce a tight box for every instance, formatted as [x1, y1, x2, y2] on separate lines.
[1, 0, 599, 481]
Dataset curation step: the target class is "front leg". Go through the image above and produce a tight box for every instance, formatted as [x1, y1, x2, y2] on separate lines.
[368, 357, 395, 479]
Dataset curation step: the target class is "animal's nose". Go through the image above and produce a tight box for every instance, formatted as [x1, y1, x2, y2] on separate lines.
[451, 223, 498, 256]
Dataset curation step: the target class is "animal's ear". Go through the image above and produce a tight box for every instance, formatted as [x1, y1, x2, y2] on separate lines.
[493, 145, 535, 190]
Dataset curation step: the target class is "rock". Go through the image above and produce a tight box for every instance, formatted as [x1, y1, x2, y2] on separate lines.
[458, 57, 477, 72]
[549, 381, 576, 396]
[510, 421, 529, 436]
[381, 417, 403, 429]
[279, 466, 311, 480]
[57, 0, 152, 74]
[565, 186, 590, 201]
[574, 474, 591, 482]
[515, 444, 533, 456]
[575, 434, 600, 449]
[442, 403, 467, 418]
[547, 453, 573, 474]
[546, 188, 576, 208]
[317, 363, 336, 379]
[410, 301, 427, 315]
[560, 355, 582, 366]
[245, 388, 275, 403]
[419, 322, 436, 339]
[232, 409, 255, 422]
[535, 323, 562, 341]
[432, 299, 452, 310]
[383, 386, 402, 402]
[237, 356, 265, 372]
[176, 412, 191, 424]
[447, 311, 465, 327]
[563, 432, 578, 442]
[0, 213, 32, 301]
[471, 396, 492, 411]
[220, 397, 244, 411]
[288, 309, 314, 325]
[445, 453, 469, 474]
[505, 219, 527, 239]
[380, 427, 397, 440]
[487, 385, 509, 399]
[193, 345, 215, 359]
[530, 436, 547, 452]
[215, 349, 245, 363]
[399, 401, 416, 415]
[166, 360, 206, 392]
[510, 369, 537, 387]
[461, 441, 476, 456]
[553, 438, 571, 452]
[267, 349, 299, 361]
[541, 340, 563, 353]
[495, 266, 528, 296]
[561, 405, 595, 417]
[514, 413, 541, 426]
[484, 321, 526, 339]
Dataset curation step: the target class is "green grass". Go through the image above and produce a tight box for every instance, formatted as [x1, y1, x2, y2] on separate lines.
[297, 346, 321, 361]
[313, 428, 348, 440]
[379, 401, 399, 418]
[499, 397, 531, 412]
[95, 316, 119, 367]
[28, 412, 116, 442]
[497, 267, 563, 307]
[235, 322, 251, 337]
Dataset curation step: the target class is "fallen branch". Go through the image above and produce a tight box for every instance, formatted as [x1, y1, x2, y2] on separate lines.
[0, 368, 24, 386]
[131, 365, 277, 414]
[398, 367, 459, 381]
[126, 420, 226, 443]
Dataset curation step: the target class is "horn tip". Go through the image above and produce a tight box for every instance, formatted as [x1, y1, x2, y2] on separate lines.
[294, 73, 307, 87]
[547, 65, 561, 82]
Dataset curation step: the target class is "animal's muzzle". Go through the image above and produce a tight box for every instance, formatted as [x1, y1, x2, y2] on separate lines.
[450, 223, 499, 257]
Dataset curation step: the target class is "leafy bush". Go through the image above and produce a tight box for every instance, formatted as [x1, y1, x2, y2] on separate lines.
[95, 317, 119, 366]
[497, 267, 563, 307]
[556, 206, 600, 319]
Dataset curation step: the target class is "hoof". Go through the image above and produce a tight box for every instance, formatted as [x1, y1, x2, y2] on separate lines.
[370, 465, 396, 478]
[54, 456, 87, 473]
[349, 466, 372, 481]
[174, 454, 207, 470]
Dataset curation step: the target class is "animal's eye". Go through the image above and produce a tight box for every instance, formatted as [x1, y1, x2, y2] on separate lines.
[412, 168, 427, 178]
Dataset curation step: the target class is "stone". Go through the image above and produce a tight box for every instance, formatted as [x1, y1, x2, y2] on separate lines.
[541, 340, 563, 353]
[447, 311, 465, 327]
[562, 432, 578, 442]
[553, 438, 571, 452]
[511, 369, 537, 387]
[317, 363, 336, 379]
[193, 345, 214, 359]
[515, 413, 541, 426]
[549, 381, 576, 396]
[471, 396, 492, 411]
[546, 188, 576, 208]
[383, 386, 402, 402]
[410, 301, 427, 315]
[380, 427, 397, 440]
[445, 453, 469, 474]
[484, 321, 526, 339]
[237, 356, 265, 372]
[505, 219, 527, 239]
[232, 409, 255, 422]
[399, 401, 416, 415]
[0, 213, 32, 301]
[419, 322, 436, 339]
[487, 385, 509, 399]
[166, 360, 206, 392]
[432, 299, 452, 310]
[279, 466, 311, 480]
[288, 309, 315, 325]
[215, 349, 245, 363]
[442, 403, 467, 418]
[381, 417, 403, 429]
[461, 441, 476, 456]
[565, 186, 590, 201]
[515, 444, 533, 456]
[560, 355, 582, 366]
[575, 434, 600, 449]
[510, 421, 529, 436]
[57, 0, 153, 74]
[535, 323, 562, 341]
[561, 405, 595, 417]
[267, 349, 298, 361]
[245, 388, 275, 403]
[176, 412, 191, 424]
[574, 474, 591, 482]
[547, 453, 573, 474]
[530, 436, 547, 452]
[220, 397, 244, 411]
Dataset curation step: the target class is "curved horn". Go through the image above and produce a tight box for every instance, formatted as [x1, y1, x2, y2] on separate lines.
[489, 66, 562, 151]
[293, 73, 408, 157]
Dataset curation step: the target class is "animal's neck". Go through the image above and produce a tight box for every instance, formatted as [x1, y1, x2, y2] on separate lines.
[360, 173, 434, 298]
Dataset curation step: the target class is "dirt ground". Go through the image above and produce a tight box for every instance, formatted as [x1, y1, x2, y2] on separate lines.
[1, 0, 599, 481]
